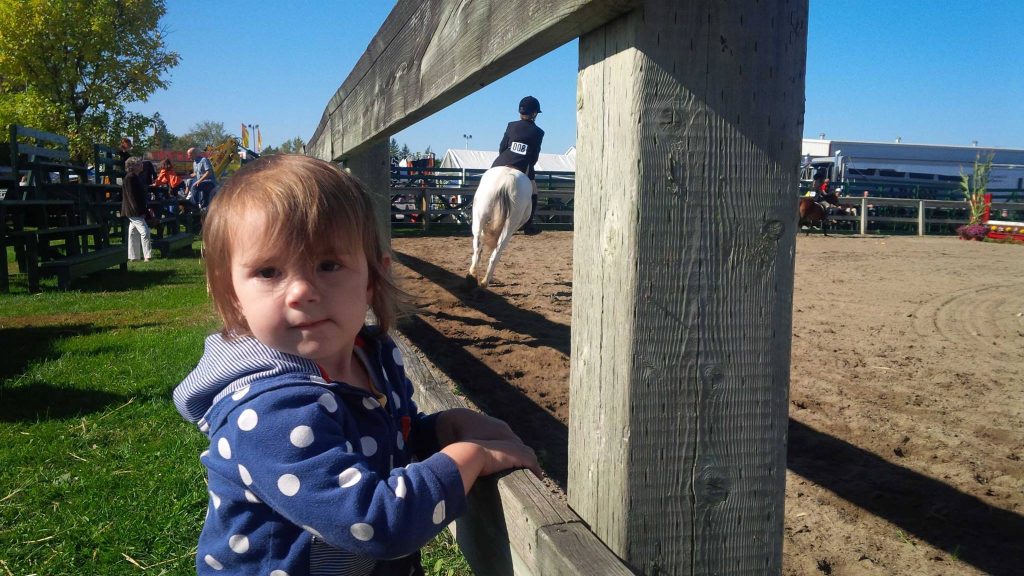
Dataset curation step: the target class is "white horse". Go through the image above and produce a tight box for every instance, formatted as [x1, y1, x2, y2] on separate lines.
[468, 166, 534, 288]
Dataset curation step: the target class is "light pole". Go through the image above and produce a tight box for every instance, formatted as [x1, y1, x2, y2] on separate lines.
[462, 134, 472, 149]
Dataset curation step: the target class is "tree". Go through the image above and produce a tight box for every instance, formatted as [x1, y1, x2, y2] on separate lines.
[178, 121, 232, 151]
[0, 0, 180, 162]
[400, 144, 411, 160]
[278, 136, 305, 155]
[146, 112, 177, 150]
[389, 138, 401, 161]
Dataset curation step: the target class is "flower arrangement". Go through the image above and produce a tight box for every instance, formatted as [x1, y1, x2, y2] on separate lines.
[956, 223, 988, 241]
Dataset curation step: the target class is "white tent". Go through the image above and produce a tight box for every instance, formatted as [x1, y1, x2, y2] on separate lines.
[439, 149, 576, 173]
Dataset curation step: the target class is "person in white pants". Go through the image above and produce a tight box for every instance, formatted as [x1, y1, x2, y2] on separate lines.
[122, 157, 153, 261]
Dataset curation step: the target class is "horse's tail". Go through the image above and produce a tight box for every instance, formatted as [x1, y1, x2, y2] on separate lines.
[493, 171, 516, 231]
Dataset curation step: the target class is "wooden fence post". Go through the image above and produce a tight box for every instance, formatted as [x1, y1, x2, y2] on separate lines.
[570, 0, 807, 573]
[342, 138, 392, 245]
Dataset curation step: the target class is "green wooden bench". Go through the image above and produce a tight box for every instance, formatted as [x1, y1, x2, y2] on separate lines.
[37, 245, 127, 290]
[148, 199, 194, 257]
[6, 125, 127, 291]
[89, 143, 125, 203]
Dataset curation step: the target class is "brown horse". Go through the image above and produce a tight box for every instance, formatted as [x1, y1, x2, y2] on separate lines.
[798, 196, 830, 236]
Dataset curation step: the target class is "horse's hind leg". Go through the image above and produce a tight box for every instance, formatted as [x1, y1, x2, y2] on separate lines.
[468, 230, 483, 283]
[482, 227, 513, 288]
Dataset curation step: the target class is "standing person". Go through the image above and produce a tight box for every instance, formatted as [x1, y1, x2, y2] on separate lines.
[186, 146, 217, 211]
[117, 137, 133, 163]
[173, 154, 540, 575]
[121, 157, 153, 262]
[491, 95, 544, 235]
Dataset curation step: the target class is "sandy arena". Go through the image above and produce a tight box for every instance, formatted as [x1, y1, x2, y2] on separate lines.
[392, 231, 1023, 575]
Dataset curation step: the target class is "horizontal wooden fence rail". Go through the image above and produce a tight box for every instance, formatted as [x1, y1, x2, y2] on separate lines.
[391, 329, 635, 576]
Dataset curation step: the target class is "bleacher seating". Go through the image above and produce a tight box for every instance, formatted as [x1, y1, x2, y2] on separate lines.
[3, 124, 127, 291]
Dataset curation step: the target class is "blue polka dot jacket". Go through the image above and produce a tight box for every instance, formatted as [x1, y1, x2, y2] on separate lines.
[173, 328, 467, 575]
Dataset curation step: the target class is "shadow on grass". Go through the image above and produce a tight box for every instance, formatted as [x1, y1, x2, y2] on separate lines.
[70, 268, 180, 292]
[395, 251, 569, 356]
[0, 381, 131, 422]
[0, 324, 103, 381]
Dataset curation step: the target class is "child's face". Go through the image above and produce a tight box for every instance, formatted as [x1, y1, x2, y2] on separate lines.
[229, 209, 372, 371]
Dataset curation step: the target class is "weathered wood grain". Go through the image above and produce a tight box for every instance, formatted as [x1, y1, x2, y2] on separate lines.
[570, 0, 807, 573]
[391, 328, 634, 575]
[307, 0, 642, 162]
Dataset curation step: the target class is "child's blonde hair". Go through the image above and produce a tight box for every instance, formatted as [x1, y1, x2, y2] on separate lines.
[203, 154, 402, 338]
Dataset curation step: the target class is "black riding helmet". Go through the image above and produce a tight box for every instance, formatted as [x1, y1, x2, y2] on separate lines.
[518, 96, 541, 115]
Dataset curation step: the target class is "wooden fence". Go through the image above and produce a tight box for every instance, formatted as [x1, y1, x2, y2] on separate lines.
[308, 0, 808, 573]
[829, 197, 1024, 235]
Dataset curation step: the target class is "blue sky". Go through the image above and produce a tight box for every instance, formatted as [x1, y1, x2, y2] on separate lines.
[132, 0, 1024, 156]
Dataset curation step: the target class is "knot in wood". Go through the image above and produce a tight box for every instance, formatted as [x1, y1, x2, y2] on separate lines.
[701, 364, 724, 389]
[698, 465, 731, 505]
[761, 218, 784, 240]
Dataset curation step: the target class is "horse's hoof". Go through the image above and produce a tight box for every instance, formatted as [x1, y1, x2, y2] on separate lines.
[464, 274, 479, 289]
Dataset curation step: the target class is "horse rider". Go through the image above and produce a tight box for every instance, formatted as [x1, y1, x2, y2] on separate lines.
[491, 95, 544, 235]
[812, 170, 840, 212]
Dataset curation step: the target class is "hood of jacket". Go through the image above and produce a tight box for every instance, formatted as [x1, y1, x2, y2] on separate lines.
[173, 333, 320, 434]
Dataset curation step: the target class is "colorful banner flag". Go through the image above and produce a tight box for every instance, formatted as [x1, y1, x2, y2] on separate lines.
[241, 124, 250, 149]
[256, 126, 262, 153]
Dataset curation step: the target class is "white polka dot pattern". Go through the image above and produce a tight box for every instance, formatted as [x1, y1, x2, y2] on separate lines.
[396, 430, 404, 450]
[351, 522, 374, 541]
[217, 438, 232, 459]
[317, 393, 338, 412]
[200, 450, 210, 459]
[344, 441, 353, 453]
[231, 385, 250, 400]
[238, 464, 252, 486]
[210, 491, 221, 509]
[360, 436, 377, 456]
[432, 501, 446, 524]
[362, 396, 379, 410]
[395, 476, 407, 499]
[277, 474, 300, 496]
[244, 490, 261, 503]
[290, 426, 314, 448]
[392, 347, 403, 366]
[237, 408, 258, 431]
[229, 534, 249, 553]
[204, 554, 223, 570]
[339, 468, 361, 488]
[391, 392, 401, 409]
[270, 571, 289, 576]
[303, 525, 323, 539]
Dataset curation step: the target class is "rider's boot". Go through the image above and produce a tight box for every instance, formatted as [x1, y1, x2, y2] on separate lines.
[522, 194, 540, 235]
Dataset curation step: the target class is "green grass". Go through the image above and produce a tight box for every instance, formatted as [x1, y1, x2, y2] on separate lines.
[1, 245, 471, 575]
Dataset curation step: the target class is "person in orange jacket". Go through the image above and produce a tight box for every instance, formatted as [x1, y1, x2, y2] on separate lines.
[154, 158, 185, 198]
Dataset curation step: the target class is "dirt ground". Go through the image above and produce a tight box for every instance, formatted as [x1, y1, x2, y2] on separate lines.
[392, 231, 1023, 576]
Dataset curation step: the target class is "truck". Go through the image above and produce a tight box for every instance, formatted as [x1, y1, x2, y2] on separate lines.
[799, 139, 1024, 201]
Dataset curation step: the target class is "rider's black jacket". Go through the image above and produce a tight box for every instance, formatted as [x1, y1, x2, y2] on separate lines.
[491, 119, 544, 181]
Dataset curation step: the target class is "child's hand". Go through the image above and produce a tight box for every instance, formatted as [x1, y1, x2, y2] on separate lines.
[436, 408, 522, 445]
[441, 439, 542, 494]
[475, 439, 542, 479]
